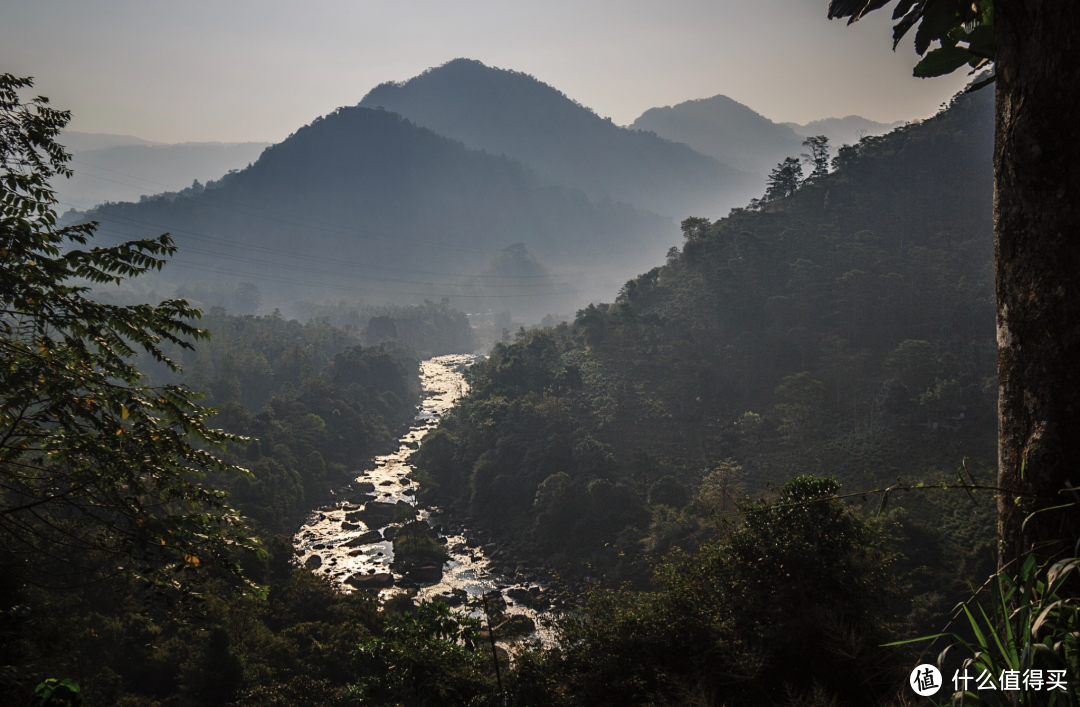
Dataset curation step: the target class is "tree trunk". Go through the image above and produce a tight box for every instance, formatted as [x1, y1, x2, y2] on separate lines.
[995, 0, 1080, 568]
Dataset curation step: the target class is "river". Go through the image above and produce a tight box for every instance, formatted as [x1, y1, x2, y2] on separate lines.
[293, 353, 552, 641]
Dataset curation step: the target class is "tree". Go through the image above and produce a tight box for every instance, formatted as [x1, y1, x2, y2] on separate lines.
[801, 134, 830, 182]
[764, 156, 804, 201]
[0, 74, 260, 593]
[824, 1, 1080, 567]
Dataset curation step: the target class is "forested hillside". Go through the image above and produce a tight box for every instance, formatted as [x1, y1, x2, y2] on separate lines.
[173, 310, 424, 534]
[1, 304, 429, 705]
[783, 115, 906, 149]
[360, 59, 758, 217]
[80, 105, 670, 313]
[416, 86, 997, 595]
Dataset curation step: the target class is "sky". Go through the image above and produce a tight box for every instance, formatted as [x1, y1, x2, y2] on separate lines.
[1, 0, 972, 144]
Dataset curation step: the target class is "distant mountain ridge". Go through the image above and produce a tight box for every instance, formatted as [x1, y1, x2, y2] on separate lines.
[60, 130, 160, 151]
[630, 94, 805, 178]
[82, 106, 671, 316]
[56, 141, 272, 209]
[359, 59, 758, 218]
[781, 116, 906, 147]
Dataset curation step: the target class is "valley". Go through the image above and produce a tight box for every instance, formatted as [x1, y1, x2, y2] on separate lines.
[6, 5, 1075, 698]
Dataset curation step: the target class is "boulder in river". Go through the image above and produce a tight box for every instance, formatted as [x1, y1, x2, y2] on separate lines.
[353, 482, 376, 493]
[345, 572, 394, 589]
[355, 501, 399, 527]
[305, 555, 323, 568]
[505, 587, 533, 605]
[343, 529, 383, 547]
[434, 589, 466, 607]
[404, 564, 443, 584]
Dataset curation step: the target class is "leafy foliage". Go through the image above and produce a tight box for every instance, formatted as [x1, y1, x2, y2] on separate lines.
[764, 156, 804, 201]
[29, 679, 83, 707]
[895, 549, 1080, 706]
[0, 73, 260, 593]
[351, 601, 497, 706]
[160, 308, 423, 534]
[827, 0, 995, 85]
[522, 477, 905, 707]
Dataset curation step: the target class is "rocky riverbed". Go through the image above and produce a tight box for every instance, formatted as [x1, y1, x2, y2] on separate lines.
[293, 353, 558, 642]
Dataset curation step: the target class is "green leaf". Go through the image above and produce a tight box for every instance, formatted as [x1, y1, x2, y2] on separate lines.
[963, 23, 995, 58]
[913, 46, 975, 78]
[881, 632, 952, 646]
[913, 0, 957, 55]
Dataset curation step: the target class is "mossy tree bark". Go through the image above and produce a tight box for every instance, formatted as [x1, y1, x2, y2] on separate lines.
[994, 0, 1080, 568]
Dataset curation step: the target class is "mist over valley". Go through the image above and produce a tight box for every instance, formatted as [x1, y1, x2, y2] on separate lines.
[7, 2, 1064, 699]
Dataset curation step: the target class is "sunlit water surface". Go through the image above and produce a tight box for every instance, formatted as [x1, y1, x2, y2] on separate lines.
[294, 354, 553, 643]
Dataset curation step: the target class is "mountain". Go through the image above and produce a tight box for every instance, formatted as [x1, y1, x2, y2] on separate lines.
[359, 59, 757, 218]
[59, 130, 159, 151]
[55, 141, 272, 210]
[782, 115, 906, 147]
[80, 106, 671, 318]
[629, 94, 805, 178]
[416, 85, 997, 588]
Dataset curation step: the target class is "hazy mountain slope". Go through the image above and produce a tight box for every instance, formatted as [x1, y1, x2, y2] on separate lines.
[783, 115, 905, 147]
[82, 106, 671, 315]
[55, 141, 272, 209]
[60, 130, 159, 151]
[359, 59, 757, 218]
[629, 94, 805, 178]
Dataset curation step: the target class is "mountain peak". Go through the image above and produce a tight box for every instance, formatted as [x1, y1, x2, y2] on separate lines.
[360, 61, 755, 217]
[630, 94, 803, 176]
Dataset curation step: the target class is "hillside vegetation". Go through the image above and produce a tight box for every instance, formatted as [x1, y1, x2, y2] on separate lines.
[416, 87, 997, 595]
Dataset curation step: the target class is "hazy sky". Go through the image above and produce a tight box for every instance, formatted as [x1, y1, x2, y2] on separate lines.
[2, 0, 971, 144]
